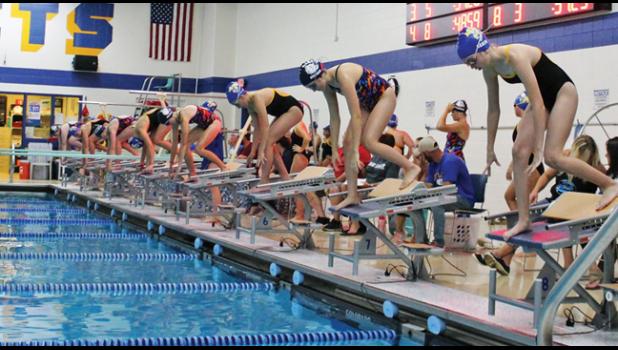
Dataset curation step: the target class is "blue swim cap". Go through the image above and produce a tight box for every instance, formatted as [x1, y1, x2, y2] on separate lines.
[201, 100, 218, 113]
[387, 114, 398, 128]
[456, 27, 490, 61]
[128, 137, 144, 149]
[226, 81, 246, 105]
[299, 59, 325, 86]
[514, 91, 529, 111]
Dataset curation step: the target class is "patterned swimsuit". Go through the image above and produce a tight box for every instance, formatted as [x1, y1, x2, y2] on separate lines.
[445, 132, 466, 160]
[189, 106, 220, 129]
[330, 66, 390, 112]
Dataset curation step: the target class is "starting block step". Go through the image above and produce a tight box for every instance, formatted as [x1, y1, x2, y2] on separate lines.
[601, 284, 618, 292]
[400, 243, 444, 256]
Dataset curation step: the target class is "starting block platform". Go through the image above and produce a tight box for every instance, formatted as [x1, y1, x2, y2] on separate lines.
[328, 180, 457, 280]
[236, 166, 338, 249]
[171, 163, 257, 227]
[485, 192, 618, 329]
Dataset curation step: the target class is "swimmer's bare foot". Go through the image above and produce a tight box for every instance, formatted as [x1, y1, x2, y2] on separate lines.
[400, 166, 420, 190]
[502, 220, 531, 241]
[598, 182, 618, 210]
[184, 176, 199, 183]
[334, 195, 361, 211]
[140, 166, 154, 175]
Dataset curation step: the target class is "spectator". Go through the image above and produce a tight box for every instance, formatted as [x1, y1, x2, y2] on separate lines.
[419, 135, 474, 247]
[436, 100, 470, 161]
[384, 114, 416, 159]
[320, 125, 333, 167]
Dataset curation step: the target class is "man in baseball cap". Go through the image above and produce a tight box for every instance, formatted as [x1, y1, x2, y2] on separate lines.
[418, 135, 475, 247]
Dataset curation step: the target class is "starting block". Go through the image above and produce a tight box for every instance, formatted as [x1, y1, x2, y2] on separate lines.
[103, 160, 166, 200]
[328, 180, 457, 280]
[172, 163, 256, 226]
[134, 162, 215, 209]
[485, 192, 618, 328]
[236, 166, 338, 249]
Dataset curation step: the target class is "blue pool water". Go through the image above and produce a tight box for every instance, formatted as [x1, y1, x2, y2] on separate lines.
[0, 192, 412, 346]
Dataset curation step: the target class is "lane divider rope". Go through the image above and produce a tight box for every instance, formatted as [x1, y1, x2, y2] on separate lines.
[0, 329, 397, 346]
[0, 282, 274, 295]
[0, 232, 143, 240]
[0, 252, 194, 261]
[0, 219, 114, 225]
[0, 208, 87, 214]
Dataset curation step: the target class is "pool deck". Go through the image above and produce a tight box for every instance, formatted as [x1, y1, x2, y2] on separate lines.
[43, 184, 618, 346]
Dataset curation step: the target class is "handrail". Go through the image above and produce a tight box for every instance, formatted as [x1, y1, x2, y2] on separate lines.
[0, 149, 169, 161]
[578, 101, 618, 138]
[537, 206, 618, 345]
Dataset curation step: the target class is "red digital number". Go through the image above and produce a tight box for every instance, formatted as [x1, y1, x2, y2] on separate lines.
[425, 3, 432, 18]
[409, 24, 417, 42]
[424, 22, 432, 40]
[514, 3, 524, 23]
[409, 3, 417, 21]
[553, 3, 593, 16]
[492, 6, 503, 27]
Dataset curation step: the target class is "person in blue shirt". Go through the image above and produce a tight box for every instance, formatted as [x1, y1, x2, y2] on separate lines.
[418, 135, 474, 247]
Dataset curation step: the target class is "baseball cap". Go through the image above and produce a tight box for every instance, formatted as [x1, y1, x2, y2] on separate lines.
[417, 135, 440, 154]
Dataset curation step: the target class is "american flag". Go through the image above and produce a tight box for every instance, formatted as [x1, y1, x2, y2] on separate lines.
[150, 3, 194, 61]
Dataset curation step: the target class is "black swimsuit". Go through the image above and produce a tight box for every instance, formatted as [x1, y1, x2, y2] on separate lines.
[266, 90, 303, 118]
[291, 130, 313, 161]
[147, 109, 170, 134]
[501, 51, 573, 111]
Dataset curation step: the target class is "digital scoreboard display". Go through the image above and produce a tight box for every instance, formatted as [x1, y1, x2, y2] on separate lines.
[406, 3, 612, 46]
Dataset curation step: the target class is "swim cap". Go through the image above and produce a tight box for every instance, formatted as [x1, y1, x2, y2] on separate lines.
[201, 100, 218, 113]
[453, 99, 468, 113]
[299, 59, 325, 86]
[388, 114, 398, 128]
[93, 125, 106, 138]
[226, 81, 246, 104]
[128, 137, 144, 149]
[50, 125, 60, 135]
[456, 27, 490, 61]
[514, 91, 529, 111]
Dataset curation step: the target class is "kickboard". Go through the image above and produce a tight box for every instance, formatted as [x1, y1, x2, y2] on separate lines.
[368, 178, 424, 198]
[542, 192, 618, 221]
[294, 166, 330, 181]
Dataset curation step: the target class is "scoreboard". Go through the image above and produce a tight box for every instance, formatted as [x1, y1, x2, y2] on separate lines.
[406, 3, 612, 46]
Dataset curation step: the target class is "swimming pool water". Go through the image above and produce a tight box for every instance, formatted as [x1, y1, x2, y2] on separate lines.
[0, 192, 411, 346]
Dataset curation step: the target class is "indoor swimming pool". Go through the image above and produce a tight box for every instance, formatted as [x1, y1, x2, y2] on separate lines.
[0, 192, 412, 346]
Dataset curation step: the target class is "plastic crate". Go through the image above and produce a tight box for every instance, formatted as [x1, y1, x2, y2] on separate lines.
[444, 210, 487, 250]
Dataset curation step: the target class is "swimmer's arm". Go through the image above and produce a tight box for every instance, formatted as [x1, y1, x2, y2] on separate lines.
[169, 113, 180, 166]
[176, 111, 191, 167]
[483, 69, 501, 153]
[339, 69, 363, 168]
[251, 96, 269, 161]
